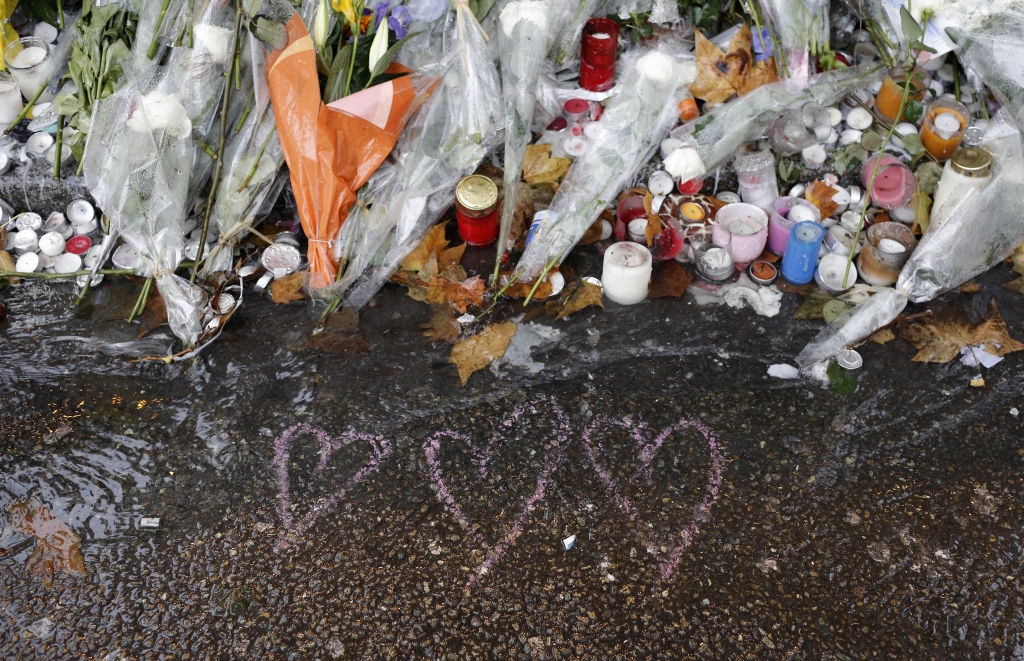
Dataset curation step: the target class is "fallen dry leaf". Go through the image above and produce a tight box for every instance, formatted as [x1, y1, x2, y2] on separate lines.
[270, 271, 306, 305]
[523, 144, 572, 185]
[805, 181, 840, 220]
[401, 223, 449, 273]
[421, 304, 461, 343]
[300, 331, 370, 356]
[439, 243, 466, 271]
[579, 218, 604, 246]
[956, 280, 980, 294]
[7, 499, 87, 588]
[550, 279, 604, 320]
[137, 290, 168, 339]
[650, 261, 694, 299]
[869, 327, 896, 345]
[449, 322, 517, 385]
[897, 299, 1024, 363]
[690, 24, 777, 106]
[504, 276, 553, 300]
[324, 307, 359, 330]
[425, 275, 486, 313]
[1003, 277, 1024, 295]
[0, 249, 17, 283]
[1011, 242, 1024, 275]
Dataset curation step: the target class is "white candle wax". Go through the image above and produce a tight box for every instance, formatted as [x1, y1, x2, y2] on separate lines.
[716, 191, 741, 204]
[933, 112, 961, 136]
[728, 219, 757, 236]
[38, 230, 65, 256]
[648, 171, 674, 196]
[795, 225, 819, 242]
[15, 251, 40, 272]
[55, 252, 82, 274]
[33, 22, 58, 43]
[817, 253, 857, 290]
[0, 78, 23, 126]
[66, 199, 95, 225]
[659, 137, 683, 160]
[827, 107, 843, 126]
[701, 246, 732, 269]
[840, 129, 863, 146]
[627, 218, 648, 242]
[599, 219, 613, 241]
[15, 212, 42, 231]
[13, 229, 38, 253]
[602, 242, 651, 305]
[593, 32, 611, 39]
[563, 137, 588, 157]
[788, 205, 816, 223]
[25, 131, 53, 155]
[802, 144, 827, 168]
[846, 107, 874, 131]
[9, 46, 50, 101]
[878, 238, 907, 254]
[832, 187, 852, 213]
[889, 204, 917, 223]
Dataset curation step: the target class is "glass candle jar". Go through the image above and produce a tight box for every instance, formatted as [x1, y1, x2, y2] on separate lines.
[860, 153, 916, 210]
[920, 98, 969, 160]
[930, 146, 993, 229]
[455, 174, 499, 246]
[579, 18, 619, 92]
[695, 239, 735, 282]
[4, 37, 52, 103]
[856, 222, 916, 285]
[875, 69, 926, 122]
[712, 202, 768, 264]
[733, 141, 779, 209]
[602, 241, 651, 305]
[0, 71, 23, 130]
[768, 196, 820, 255]
[769, 102, 831, 155]
[781, 221, 826, 285]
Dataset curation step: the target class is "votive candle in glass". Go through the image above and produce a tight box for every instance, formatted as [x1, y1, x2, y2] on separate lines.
[4, 37, 53, 102]
[781, 221, 826, 285]
[920, 98, 969, 160]
[0, 71, 23, 130]
[602, 241, 651, 305]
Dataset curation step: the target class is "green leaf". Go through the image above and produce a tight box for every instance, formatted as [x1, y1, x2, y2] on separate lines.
[823, 299, 851, 323]
[915, 161, 943, 195]
[900, 6, 924, 42]
[904, 100, 924, 123]
[54, 94, 81, 116]
[901, 132, 925, 156]
[368, 31, 422, 80]
[827, 358, 858, 395]
[324, 44, 353, 103]
[860, 131, 883, 152]
[911, 40, 937, 54]
[253, 17, 288, 51]
[472, 0, 497, 21]
[242, 0, 263, 18]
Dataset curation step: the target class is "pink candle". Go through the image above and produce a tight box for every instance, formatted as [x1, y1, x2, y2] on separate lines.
[861, 154, 915, 209]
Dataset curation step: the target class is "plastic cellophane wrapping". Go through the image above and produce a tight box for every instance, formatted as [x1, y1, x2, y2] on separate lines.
[82, 0, 236, 345]
[757, 0, 829, 86]
[513, 41, 695, 283]
[324, 5, 504, 311]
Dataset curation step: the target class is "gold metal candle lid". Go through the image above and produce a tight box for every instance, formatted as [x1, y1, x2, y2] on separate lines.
[456, 175, 498, 211]
[951, 147, 992, 177]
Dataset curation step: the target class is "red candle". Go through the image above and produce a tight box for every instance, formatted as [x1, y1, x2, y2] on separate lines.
[455, 175, 499, 246]
[581, 18, 619, 68]
[580, 60, 615, 92]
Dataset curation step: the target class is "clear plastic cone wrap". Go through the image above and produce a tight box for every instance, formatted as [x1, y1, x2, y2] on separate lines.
[898, 111, 1024, 302]
[795, 288, 908, 368]
[82, 0, 237, 345]
[757, 0, 829, 86]
[324, 5, 504, 311]
[266, 12, 439, 290]
[513, 43, 695, 283]
[666, 63, 883, 185]
[603, 0, 680, 25]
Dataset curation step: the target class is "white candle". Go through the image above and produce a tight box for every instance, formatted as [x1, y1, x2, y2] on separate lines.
[802, 144, 827, 168]
[55, 252, 82, 274]
[38, 230, 65, 256]
[39, 252, 59, 268]
[15, 212, 42, 231]
[599, 219, 613, 240]
[889, 204, 917, 223]
[13, 229, 38, 253]
[841, 210, 863, 233]
[878, 238, 907, 254]
[701, 246, 732, 269]
[593, 32, 611, 39]
[832, 187, 852, 214]
[816, 253, 858, 291]
[627, 218, 648, 242]
[716, 191, 741, 204]
[563, 136, 588, 157]
[602, 242, 651, 305]
[33, 22, 58, 43]
[659, 137, 684, 160]
[73, 219, 98, 235]
[648, 171, 674, 196]
[788, 183, 806, 198]
[25, 131, 53, 155]
[846, 108, 873, 131]
[66, 199, 95, 225]
[0, 74, 23, 128]
[933, 111, 961, 136]
[788, 205, 816, 223]
[824, 128, 839, 146]
[15, 251, 40, 272]
[728, 219, 756, 236]
[827, 107, 843, 126]
[840, 129, 863, 145]
[8, 44, 51, 101]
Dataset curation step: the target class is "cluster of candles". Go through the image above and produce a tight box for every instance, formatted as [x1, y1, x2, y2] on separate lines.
[2, 199, 101, 276]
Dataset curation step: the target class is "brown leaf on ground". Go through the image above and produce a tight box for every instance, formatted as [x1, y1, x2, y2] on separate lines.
[691, 24, 777, 106]
[790, 285, 836, 320]
[439, 263, 468, 283]
[805, 181, 840, 219]
[550, 279, 604, 320]
[270, 272, 306, 305]
[425, 275, 486, 313]
[248, 224, 288, 247]
[324, 307, 359, 330]
[579, 218, 604, 246]
[406, 285, 428, 303]
[0, 249, 18, 283]
[137, 290, 168, 339]
[439, 243, 466, 271]
[869, 328, 896, 345]
[504, 276, 553, 300]
[1011, 243, 1024, 275]
[897, 299, 1024, 363]
[650, 261, 694, 299]
[421, 304, 461, 343]
[7, 499, 87, 588]
[300, 331, 370, 356]
[401, 222, 450, 273]
[956, 280, 980, 293]
[449, 322, 517, 385]
[1003, 277, 1024, 295]
[523, 144, 572, 185]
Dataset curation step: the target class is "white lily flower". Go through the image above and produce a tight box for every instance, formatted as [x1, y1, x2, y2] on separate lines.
[499, 1, 550, 38]
[126, 91, 192, 139]
[368, 23, 389, 73]
[193, 24, 234, 65]
[314, 0, 330, 50]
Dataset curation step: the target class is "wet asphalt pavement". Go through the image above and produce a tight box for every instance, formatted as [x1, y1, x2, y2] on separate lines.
[2, 248, 1024, 660]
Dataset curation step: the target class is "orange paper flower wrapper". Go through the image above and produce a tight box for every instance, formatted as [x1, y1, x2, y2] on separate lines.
[267, 15, 433, 289]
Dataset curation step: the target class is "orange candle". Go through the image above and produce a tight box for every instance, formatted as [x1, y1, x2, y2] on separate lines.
[920, 99, 969, 160]
[875, 70, 926, 122]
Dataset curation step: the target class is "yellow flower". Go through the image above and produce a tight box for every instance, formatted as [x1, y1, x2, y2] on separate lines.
[331, 0, 357, 26]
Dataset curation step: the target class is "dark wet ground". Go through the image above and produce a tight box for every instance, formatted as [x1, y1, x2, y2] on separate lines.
[2, 246, 1024, 660]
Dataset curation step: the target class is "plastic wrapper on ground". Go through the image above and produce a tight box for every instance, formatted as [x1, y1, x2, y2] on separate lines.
[898, 111, 1024, 302]
[795, 287, 908, 368]
[514, 42, 696, 283]
[322, 6, 503, 311]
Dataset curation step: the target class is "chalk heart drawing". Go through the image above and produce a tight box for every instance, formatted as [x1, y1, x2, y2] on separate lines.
[273, 423, 392, 550]
[424, 396, 571, 586]
[582, 416, 725, 582]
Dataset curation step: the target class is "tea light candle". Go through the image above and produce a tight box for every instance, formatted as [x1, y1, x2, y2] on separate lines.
[39, 252, 59, 268]
[788, 205, 816, 223]
[38, 230, 65, 256]
[827, 107, 843, 126]
[889, 204, 917, 223]
[111, 242, 139, 267]
[55, 252, 82, 274]
[25, 131, 53, 155]
[13, 229, 38, 253]
[840, 129, 863, 145]
[83, 244, 104, 268]
[627, 218, 648, 242]
[890, 122, 918, 149]
[602, 241, 652, 305]
[932, 112, 961, 137]
[846, 107, 874, 131]
[727, 219, 757, 236]
[659, 137, 683, 160]
[824, 128, 839, 147]
[648, 171, 674, 196]
[599, 219, 613, 240]
[716, 191, 741, 204]
[878, 238, 907, 254]
[840, 210, 863, 233]
[15, 251, 40, 272]
[66, 199, 95, 225]
[15, 212, 42, 231]
[73, 219, 98, 235]
[802, 144, 827, 168]
[832, 187, 852, 214]
[563, 137, 588, 157]
[788, 183, 806, 198]
[33, 22, 58, 43]
[815, 253, 858, 292]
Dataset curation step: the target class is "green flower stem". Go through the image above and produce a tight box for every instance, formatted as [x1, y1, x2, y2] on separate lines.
[235, 128, 275, 192]
[342, 22, 359, 97]
[192, 1, 243, 283]
[3, 84, 46, 136]
[522, 256, 559, 306]
[128, 277, 154, 323]
[52, 115, 64, 180]
[2, 268, 136, 281]
[197, 138, 218, 159]
[57, 0, 64, 29]
[234, 93, 253, 132]
[147, 0, 174, 60]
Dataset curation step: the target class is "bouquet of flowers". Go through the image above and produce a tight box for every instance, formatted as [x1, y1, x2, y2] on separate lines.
[756, 0, 830, 85]
[325, 2, 504, 311]
[513, 43, 695, 284]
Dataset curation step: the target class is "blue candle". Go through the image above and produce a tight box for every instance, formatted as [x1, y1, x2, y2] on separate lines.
[781, 221, 825, 285]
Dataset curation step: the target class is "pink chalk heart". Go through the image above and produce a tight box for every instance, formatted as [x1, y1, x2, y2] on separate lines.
[423, 397, 570, 585]
[581, 416, 725, 582]
[273, 423, 392, 549]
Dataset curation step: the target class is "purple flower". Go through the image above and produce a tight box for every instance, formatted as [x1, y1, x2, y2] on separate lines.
[752, 27, 773, 62]
[389, 5, 411, 38]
